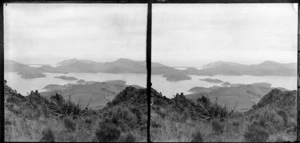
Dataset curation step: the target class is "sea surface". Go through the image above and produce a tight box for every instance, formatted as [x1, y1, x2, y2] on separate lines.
[5, 72, 296, 98]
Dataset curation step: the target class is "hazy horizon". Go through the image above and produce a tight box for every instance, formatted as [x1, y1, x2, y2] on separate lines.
[4, 4, 298, 68]
[4, 4, 147, 65]
[153, 4, 298, 68]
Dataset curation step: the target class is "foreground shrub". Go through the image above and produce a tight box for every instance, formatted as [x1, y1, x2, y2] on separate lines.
[277, 110, 288, 126]
[232, 120, 240, 127]
[191, 131, 203, 142]
[120, 133, 136, 142]
[110, 106, 137, 127]
[250, 107, 284, 133]
[244, 122, 269, 142]
[275, 137, 285, 142]
[40, 128, 55, 142]
[95, 121, 121, 142]
[63, 117, 76, 131]
[211, 119, 224, 134]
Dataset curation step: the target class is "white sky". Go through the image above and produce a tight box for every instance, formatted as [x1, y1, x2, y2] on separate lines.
[4, 4, 298, 67]
[4, 4, 147, 65]
[153, 4, 298, 67]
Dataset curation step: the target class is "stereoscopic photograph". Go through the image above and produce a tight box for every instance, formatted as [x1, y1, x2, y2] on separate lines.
[4, 4, 148, 142]
[3, 2, 298, 143]
[150, 4, 298, 142]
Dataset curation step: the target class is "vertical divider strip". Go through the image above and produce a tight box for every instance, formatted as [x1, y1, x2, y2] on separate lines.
[146, 1, 152, 143]
[0, 3, 4, 143]
[297, 3, 299, 142]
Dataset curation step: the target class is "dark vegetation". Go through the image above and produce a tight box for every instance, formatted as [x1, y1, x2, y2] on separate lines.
[150, 85, 296, 142]
[4, 79, 297, 142]
[41, 80, 140, 109]
[4, 80, 146, 142]
[187, 83, 274, 112]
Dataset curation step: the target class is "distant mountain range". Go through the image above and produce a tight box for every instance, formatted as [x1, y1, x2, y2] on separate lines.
[5, 58, 296, 81]
[192, 61, 296, 76]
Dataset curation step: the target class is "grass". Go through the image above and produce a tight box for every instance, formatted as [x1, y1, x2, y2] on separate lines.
[4, 83, 297, 142]
[211, 119, 224, 134]
[191, 131, 204, 142]
[4, 88, 146, 142]
[244, 121, 270, 142]
[40, 128, 55, 142]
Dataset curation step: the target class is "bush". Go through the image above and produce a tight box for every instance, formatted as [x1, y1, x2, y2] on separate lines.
[109, 106, 138, 129]
[211, 119, 224, 134]
[5, 118, 12, 125]
[275, 137, 285, 142]
[251, 108, 284, 133]
[232, 120, 240, 127]
[244, 122, 269, 142]
[40, 128, 55, 142]
[277, 110, 288, 126]
[64, 118, 76, 131]
[191, 131, 203, 142]
[84, 117, 92, 125]
[95, 121, 121, 142]
[150, 119, 161, 128]
[120, 133, 136, 142]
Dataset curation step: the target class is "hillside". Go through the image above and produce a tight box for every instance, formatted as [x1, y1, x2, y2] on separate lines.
[41, 80, 142, 109]
[4, 79, 296, 142]
[186, 83, 275, 112]
[4, 80, 147, 142]
[4, 60, 46, 78]
[247, 89, 296, 117]
[150, 87, 297, 142]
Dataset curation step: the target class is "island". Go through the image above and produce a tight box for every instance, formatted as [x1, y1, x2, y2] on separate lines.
[200, 78, 223, 83]
[43, 84, 67, 91]
[54, 76, 78, 81]
[163, 73, 191, 82]
[76, 79, 85, 84]
[19, 72, 46, 79]
[221, 82, 231, 87]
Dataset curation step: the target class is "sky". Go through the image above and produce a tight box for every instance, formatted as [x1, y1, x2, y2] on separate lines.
[153, 4, 298, 67]
[4, 4, 298, 67]
[4, 4, 147, 65]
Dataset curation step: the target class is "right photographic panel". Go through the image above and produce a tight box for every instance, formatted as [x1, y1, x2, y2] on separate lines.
[151, 4, 298, 142]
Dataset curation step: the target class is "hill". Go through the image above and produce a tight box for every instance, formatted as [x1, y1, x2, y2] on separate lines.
[247, 89, 296, 117]
[186, 83, 275, 112]
[150, 87, 296, 142]
[41, 80, 142, 109]
[5, 59, 296, 81]
[196, 61, 296, 76]
[4, 60, 46, 78]
[4, 80, 296, 142]
[4, 80, 147, 142]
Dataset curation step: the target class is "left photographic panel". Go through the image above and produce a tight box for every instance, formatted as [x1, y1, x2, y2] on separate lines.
[4, 4, 148, 142]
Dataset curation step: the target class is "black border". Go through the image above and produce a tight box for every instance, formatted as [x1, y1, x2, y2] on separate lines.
[2, 0, 299, 3]
[1, 1, 299, 143]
